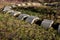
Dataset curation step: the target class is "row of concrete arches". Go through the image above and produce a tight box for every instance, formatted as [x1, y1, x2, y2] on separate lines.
[2, 5, 60, 34]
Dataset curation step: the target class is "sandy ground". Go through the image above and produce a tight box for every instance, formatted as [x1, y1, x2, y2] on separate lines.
[0, 4, 4, 8]
[0, 2, 15, 8]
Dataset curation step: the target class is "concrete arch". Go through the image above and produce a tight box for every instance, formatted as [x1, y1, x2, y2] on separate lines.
[41, 19, 54, 29]
[26, 16, 39, 24]
[17, 14, 30, 20]
[10, 11, 21, 17]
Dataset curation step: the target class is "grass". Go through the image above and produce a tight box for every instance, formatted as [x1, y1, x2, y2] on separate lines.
[13, 6, 58, 20]
[0, 3, 60, 40]
[0, 13, 58, 40]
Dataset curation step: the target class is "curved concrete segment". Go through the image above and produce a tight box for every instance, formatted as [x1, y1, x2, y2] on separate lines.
[11, 4, 17, 8]
[3, 6, 12, 12]
[44, 3, 60, 7]
[7, 10, 15, 13]
[26, 3, 32, 7]
[10, 11, 21, 16]
[17, 14, 29, 20]
[32, 3, 42, 7]
[26, 16, 39, 24]
[58, 25, 60, 34]
[41, 19, 54, 29]
[17, 4, 21, 7]
[21, 3, 26, 7]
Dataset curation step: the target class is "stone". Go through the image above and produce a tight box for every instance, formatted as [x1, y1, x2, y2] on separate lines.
[10, 11, 21, 16]
[17, 14, 29, 20]
[26, 16, 39, 24]
[41, 19, 54, 29]
[3, 6, 12, 12]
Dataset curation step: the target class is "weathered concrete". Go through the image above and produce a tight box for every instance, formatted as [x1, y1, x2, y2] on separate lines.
[10, 11, 21, 16]
[44, 3, 60, 7]
[11, 4, 17, 8]
[26, 3, 32, 7]
[17, 14, 29, 20]
[32, 3, 43, 7]
[26, 16, 39, 24]
[7, 10, 14, 13]
[17, 4, 21, 7]
[58, 25, 60, 34]
[3, 6, 12, 12]
[21, 3, 26, 7]
[41, 19, 54, 29]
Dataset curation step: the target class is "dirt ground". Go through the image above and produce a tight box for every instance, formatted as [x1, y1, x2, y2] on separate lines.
[0, 2, 15, 8]
[0, 3, 4, 8]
